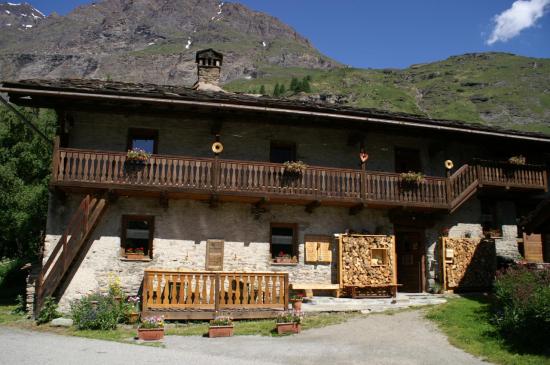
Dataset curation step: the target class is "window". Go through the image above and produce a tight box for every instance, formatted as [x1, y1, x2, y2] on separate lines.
[394, 147, 422, 173]
[127, 128, 158, 154]
[270, 141, 296, 163]
[270, 224, 297, 262]
[121, 215, 154, 259]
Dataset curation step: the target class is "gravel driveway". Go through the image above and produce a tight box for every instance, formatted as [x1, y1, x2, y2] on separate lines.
[0, 310, 487, 365]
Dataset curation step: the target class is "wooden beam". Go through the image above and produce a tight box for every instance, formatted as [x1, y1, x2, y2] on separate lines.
[252, 197, 269, 219]
[209, 194, 219, 208]
[305, 200, 321, 213]
[159, 191, 169, 210]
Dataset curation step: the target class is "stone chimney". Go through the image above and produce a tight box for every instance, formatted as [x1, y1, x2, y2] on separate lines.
[193, 48, 224, 92]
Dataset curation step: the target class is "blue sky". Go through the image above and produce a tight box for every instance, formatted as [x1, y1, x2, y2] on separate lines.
[24, 0, 550, 68]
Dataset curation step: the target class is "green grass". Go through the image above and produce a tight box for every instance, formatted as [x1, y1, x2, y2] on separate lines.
[426, 296, 550, 365]
[166, 311, 362, 337]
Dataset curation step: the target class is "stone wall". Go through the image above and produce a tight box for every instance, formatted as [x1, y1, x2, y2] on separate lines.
[67, 111, 492, 175]
[44, 194, 391, 311]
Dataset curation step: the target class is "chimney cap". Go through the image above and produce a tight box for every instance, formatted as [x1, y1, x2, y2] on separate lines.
[195, 48, 223, 64]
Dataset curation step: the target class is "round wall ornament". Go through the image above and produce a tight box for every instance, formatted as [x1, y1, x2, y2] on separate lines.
[445, 160, 454, 170]
[212, 142, 224, 154]
[359, 152, 369, 163]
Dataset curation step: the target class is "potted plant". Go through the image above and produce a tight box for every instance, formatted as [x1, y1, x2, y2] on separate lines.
[137, 316, 164, 341]
[275, 311, 302, 335]
[208, 315, 234, 338]
[399, 171, 425, 190]
[275, 252, 296, 264]
[282, 161, 308, 185]
[290, 292, 305, 311]
[126, 295, 140, 324]
[126, 148, 151, 163]
[483, 228, 502, 239]
[125, 247, 145, 260]
[508, 155, 526, 166]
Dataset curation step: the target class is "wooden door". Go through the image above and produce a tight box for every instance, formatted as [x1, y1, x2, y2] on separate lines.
[395, 230, 425, 292]
[523, 233, 544, 263]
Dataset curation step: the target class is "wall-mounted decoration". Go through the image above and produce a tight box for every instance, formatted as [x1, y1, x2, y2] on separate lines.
[206, 239, 224, 270]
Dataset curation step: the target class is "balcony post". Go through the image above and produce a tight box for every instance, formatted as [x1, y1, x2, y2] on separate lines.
[212, 155, 220, 191]
[360, 161, 367, 201]
[50, 136, 60, 184]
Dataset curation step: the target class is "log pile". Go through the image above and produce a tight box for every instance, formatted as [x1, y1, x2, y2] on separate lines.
[443, 238, 496, 290]
[341, 235, 395, 286]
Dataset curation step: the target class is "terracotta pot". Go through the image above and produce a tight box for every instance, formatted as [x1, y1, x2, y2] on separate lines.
[128, 312, 140, 324]
[126, 253, 145, 260]
[137, 328, 164, 341]
[276, 322, 301, 335]
[292, 300, 302, 312]
[208, 325, 234, 338]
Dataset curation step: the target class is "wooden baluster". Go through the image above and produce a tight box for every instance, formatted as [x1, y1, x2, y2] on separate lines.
[278, 275, 284, 304]
[270, 275, 277, 305]
[257, 275, 264, 304]
[193, 274, 200, 304]
[219, 274, 226, 306]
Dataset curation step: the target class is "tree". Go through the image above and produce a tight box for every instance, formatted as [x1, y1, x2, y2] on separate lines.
[273, 83, 280, 97]
[290, 77, 299, 93]
[301, 77, 311, 93]
[279, 84, 286, 95]
[0, 106, 56, 259]
[259, 85, 266, 95]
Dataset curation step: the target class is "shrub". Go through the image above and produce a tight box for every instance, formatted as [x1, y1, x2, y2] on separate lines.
[71, 293, 122, 330]
[493, 265, 550, 352]
[36, 296, 60, 325]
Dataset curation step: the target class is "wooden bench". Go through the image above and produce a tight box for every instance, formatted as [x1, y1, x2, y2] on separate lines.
[346, 284, 402, 298]
[290, 283, 341, 298]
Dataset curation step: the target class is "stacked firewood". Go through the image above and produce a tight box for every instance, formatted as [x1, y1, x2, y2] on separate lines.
[341, 235, 394, 286]
[444, 238, 496, 289]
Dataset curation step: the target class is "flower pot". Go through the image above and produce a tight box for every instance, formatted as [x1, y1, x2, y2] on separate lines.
[128, 312, 140, 324]
[126, 253, 145, 260]
[137, 327, 164, 341]
[208, 325, 234, 338]
[292, 300, 303, 312]
[276, 322, 301, 335]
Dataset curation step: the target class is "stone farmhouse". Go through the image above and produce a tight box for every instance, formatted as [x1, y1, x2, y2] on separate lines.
[1, 49, 549, 319]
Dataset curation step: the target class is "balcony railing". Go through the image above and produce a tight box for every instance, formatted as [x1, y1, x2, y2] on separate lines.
[51, 146, 548, 210]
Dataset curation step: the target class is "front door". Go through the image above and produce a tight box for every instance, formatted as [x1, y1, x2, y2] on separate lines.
[395, 230, 425, 292]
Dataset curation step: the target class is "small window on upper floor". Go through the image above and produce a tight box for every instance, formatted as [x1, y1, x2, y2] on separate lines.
[270, 141, 296, 163]
[127, 128, 158, 154]
[395, 147, 422, 173]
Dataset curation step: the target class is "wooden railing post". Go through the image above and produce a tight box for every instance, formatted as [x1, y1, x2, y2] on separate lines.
[284, 273, 289, 309]
[360, 162, 367, 201]
[212, 155, 220, 191]
[50, 136, 60, 184]
[214, 273, 220, 315]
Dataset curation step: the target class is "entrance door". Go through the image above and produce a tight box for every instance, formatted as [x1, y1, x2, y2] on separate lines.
[395, 230, 425, 292]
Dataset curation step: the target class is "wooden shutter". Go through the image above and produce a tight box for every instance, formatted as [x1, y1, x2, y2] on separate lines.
[523, 233, 544, 263]
[304, 235, 332, 264]
[206, 239, 224, 270]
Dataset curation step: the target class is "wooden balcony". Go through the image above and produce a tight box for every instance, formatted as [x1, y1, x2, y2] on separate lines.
[50, 146, 548, 211]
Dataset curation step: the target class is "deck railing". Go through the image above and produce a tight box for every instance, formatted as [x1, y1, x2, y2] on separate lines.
[51, 147, 548, 210]
[142, 270, 289, 312]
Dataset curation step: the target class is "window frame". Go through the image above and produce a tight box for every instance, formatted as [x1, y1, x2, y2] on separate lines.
[270, 223, 298, 262]
[121, 215, 155, 260]
[269, 140, 297, 164]
[126, 128, 159, 154]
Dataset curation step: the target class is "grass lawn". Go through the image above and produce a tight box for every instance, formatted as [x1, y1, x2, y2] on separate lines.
[426, 296, 550, 365]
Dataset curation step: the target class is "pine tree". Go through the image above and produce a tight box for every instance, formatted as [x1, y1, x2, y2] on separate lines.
[279, 84, 286, 95]
[259, 85, 266, 95]
[290, 77, 299, 92]
[301, 77, 311, 93]
[273, 83, 280, 97]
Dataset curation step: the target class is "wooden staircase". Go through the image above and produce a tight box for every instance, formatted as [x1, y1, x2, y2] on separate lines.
[36, 195, 107, 311]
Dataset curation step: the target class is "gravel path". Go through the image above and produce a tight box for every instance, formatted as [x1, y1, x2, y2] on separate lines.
[0, 310, 487, 365]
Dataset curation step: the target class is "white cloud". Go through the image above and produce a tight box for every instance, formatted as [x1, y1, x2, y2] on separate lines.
[487, 0, 550, 45]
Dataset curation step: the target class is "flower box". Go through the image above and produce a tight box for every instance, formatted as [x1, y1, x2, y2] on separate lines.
[137, 328, 164, 341]
[276, 322, 301, 335]
[125, 253, 146, 260]
[208, 325, 234, 338]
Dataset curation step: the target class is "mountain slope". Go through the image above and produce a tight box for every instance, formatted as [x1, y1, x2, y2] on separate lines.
[0, 0, 337, 84]
[225, 53, 550, 134]
[0, 2, 44, 29]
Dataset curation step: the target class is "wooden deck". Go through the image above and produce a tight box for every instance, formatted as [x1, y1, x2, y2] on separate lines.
[141, 270, 289, 320]
[50, 145, 548, 211]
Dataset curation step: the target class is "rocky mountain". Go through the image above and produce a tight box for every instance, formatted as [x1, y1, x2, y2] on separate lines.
[0, 0, 336, 85]
[0, 2, 44, 29]
[0, 1, 548, 134]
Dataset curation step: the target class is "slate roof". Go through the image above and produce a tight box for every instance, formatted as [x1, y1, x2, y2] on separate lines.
[2, 78, 550, 142]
